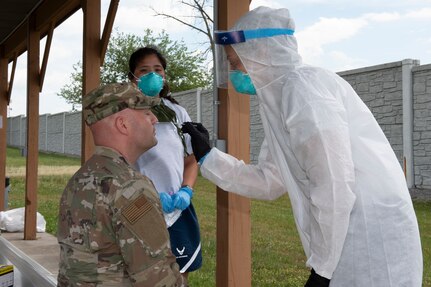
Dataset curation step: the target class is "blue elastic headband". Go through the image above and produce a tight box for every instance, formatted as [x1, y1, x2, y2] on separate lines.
[214, 28, 294, 45]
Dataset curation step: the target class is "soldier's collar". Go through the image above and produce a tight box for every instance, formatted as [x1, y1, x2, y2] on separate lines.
[94, 146, 128, 163]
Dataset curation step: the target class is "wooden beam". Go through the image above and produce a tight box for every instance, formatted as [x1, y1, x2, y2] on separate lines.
[39, 23, 54, 92]
[2, 0, 81, 62]
[7, 56, 17, 104]
[34, 0, 81, 32]
[24, 15, 40, 240]
[2, 24, 27, 63]
[0, 53, 8, 212]
[100, 0, 119, 65]
[216, 1, 252, 286]
[81, 0, 101, 163]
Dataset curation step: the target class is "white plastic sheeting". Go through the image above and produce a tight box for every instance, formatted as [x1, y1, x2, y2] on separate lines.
[0, 207, 46, 233]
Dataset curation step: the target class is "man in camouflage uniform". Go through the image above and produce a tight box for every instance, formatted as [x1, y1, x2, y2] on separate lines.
[57, 82, 186, 286]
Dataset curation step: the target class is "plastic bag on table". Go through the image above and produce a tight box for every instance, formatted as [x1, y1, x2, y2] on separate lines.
[0, 207, 46, 232]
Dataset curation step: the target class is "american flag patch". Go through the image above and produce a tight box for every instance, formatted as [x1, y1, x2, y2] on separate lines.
[122, 195, 153, 224]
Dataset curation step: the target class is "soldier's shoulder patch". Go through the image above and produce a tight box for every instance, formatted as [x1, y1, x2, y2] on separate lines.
[122, 194, 153, 225]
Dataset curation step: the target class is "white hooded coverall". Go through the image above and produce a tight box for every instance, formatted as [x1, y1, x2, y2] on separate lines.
[203, 6, 423, 286]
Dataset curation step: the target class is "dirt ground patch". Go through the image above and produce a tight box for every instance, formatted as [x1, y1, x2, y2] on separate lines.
[6, 165, 80, 177]
[410, 188, 431, 201]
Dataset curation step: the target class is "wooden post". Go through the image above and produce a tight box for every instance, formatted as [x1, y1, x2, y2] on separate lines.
[0, 53, 8, 212]
[24, 15, 40, 240]
[216, 1, 252, 286]
[81, 0, 101, 163]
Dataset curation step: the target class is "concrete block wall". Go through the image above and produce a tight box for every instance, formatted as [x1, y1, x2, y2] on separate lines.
[64, 112, 82, 156]
[7, 115, 26, 147]
[8, 111, 81, 157]
[412, 64, 431, 188]
[46, 113, 65, 154]
[338, 61, 405, 166]
[39, 114, 48, 151]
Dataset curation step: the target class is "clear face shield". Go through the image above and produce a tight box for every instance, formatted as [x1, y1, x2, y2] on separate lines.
[214, 28, 295, 89]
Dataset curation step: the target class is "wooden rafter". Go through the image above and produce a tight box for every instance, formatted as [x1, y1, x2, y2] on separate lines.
[2, 0, 81, 63]
[7, 55, 17, 104]
[39, 23, 54, 92]
[101, 0, 119, 65]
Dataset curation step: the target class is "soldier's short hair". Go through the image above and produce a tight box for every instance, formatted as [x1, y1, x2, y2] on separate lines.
[83, 82, 160, 125]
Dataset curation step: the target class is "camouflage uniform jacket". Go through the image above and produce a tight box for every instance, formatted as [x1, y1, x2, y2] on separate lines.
[57, 146, 186, 287]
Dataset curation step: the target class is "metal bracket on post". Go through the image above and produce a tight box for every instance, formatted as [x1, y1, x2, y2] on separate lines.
[196, 88, 202, 123]
[211, 99, 225, 151]
[213, 99, 221, 150]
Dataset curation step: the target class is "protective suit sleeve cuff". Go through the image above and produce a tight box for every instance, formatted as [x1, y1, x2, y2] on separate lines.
[198, 152, 210, 165]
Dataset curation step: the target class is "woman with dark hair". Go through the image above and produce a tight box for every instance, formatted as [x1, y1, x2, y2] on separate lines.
[128, 46, 202, 280]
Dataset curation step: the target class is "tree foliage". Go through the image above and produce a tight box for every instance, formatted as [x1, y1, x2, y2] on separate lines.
[58, 29, 212, 108]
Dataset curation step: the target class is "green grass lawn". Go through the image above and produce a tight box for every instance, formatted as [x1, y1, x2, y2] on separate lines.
[5, 147, 81, 167]
[4, 147, 430, 286]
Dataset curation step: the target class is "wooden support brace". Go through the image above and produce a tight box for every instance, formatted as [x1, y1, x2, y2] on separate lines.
[7, 56, 17, 104]
[39, 23, 54, 92]
[100, 0, 119, 65]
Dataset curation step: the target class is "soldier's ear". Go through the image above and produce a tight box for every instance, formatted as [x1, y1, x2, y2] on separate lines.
[114, 114, 130, 135]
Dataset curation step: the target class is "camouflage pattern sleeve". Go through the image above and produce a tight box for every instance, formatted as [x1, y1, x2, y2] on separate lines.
[113, 179, 187, 287]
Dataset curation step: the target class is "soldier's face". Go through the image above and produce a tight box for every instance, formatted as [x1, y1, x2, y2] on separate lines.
[131, 108, 158, 151]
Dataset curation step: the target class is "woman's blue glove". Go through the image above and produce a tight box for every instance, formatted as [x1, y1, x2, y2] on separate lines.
[172, 186, 193, 210]
[159, 192, 175, 213]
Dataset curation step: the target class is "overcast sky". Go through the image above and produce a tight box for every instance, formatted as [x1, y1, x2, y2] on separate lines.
[7, 0, 431, 117]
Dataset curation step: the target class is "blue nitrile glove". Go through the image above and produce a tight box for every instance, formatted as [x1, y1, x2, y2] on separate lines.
[159, 192, 175, 213]
[172, 185, 193, 211]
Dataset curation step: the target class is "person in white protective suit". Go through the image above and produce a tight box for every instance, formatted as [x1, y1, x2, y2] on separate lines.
[181, 6, 423, 287]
